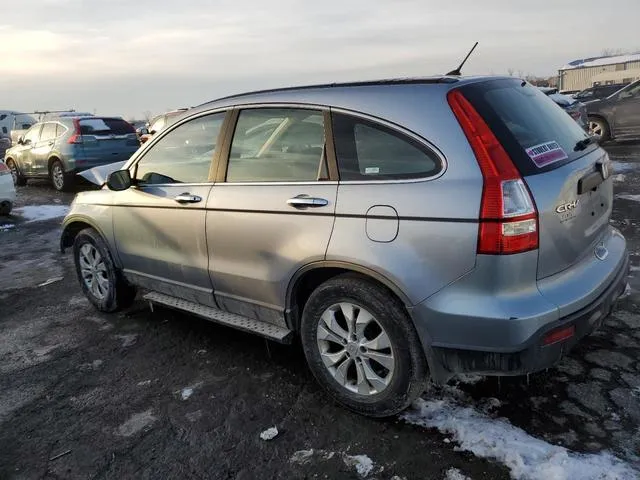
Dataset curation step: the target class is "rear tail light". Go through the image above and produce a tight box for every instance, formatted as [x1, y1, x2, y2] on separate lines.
[448, 89, 538, 255]
[0, 162, 10, 176]
[67, 119, 82, 144]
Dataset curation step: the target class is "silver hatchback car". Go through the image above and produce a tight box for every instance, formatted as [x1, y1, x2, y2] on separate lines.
[61, 76, 629, 417]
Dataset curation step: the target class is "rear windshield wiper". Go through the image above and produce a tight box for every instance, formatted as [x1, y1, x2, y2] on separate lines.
[574, 137, 594, 151]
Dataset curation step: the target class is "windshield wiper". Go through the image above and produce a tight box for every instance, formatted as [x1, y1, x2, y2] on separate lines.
[574, 137, 593, 151]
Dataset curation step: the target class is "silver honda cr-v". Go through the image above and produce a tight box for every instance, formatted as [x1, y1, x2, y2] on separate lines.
[61, 76, 630, 417]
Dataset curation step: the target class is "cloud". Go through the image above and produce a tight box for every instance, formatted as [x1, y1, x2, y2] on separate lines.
[3, 0, 640, 117]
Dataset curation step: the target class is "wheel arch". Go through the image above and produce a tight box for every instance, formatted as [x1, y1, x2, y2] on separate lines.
[285, 261, 413, 332]
[47, 155, 62, 172]
[60, 216, 120, 267]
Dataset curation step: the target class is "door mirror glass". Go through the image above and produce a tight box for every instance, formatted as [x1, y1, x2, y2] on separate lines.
[106, 169, 132, 191]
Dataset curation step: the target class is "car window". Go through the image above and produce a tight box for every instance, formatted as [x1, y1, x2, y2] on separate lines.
[55, 123, 67, 137]
[78, 118, 134, 135]
[575, 89, 593, 99]
[135, 112, 225, 185]
[40, 123, 57, 141]
[226, 108, 326, 183]
[23, 124, 42, 144]
[332, 114, 441, 181]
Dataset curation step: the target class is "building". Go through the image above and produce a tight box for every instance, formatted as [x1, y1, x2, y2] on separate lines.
[558, 53, 640, 93]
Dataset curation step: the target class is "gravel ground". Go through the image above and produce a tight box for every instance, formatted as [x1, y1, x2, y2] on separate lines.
[1, 142, 639, 480]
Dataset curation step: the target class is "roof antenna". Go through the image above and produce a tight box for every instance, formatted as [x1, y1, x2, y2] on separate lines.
[446, 42, 479, 76]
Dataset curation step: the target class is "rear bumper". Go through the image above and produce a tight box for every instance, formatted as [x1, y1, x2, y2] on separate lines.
[409, 226, 629, 382]
[430, 252, 629, 377]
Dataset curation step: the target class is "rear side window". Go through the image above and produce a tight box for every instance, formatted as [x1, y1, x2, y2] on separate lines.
[78, 118, 135, 135]
[459, 79, 592, 175]
[332, 114, 441, 181]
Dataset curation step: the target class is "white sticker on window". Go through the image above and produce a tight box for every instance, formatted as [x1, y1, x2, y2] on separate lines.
[365, 167, 380, 174]
[525, 141, 568, 167]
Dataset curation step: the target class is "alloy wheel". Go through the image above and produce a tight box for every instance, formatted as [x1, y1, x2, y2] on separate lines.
[79, 243, 109, 300]
[52, 164, 64, 190]
[589, 120, 603, 137]
[316, 302, 395, 396]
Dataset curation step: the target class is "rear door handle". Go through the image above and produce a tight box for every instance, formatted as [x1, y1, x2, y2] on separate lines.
[174, 193, 202, 204]
[287, 195, 328, 208]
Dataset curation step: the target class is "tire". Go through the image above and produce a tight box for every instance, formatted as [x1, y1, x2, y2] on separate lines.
[5, 159, 27, 186]
[300, 274, 429, 417]
[588, 117, 610, 141]
[0, 201, 11, 216]
[73, 228, 137, 312]
[50, 159, 72, 191]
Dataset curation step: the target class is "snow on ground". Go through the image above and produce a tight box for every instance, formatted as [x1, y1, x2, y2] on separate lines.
[290, 449, 377, 477]
[402, 398, 638, 480]
[15, 205, 69, 223]
[445, 467, 471, 480]
[343, 454, 374, 477]
[617, 194, 640, 203]
[259, 426, 279, 441]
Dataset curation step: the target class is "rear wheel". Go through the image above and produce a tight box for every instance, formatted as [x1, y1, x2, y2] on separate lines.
[588, 117, 610, 141]
[73, 228, 137, 312]
[300, 274, 429, 417]
[50, 159, 72, 191]
[5, 159, 27, 186]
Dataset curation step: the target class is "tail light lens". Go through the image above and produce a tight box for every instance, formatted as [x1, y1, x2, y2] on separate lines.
[447, 89, 539, 255]
[67, 119, 82, 144]
[0, 162, 10, 176]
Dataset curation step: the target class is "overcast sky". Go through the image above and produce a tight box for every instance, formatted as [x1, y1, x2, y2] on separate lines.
[2, 0, 639, 119]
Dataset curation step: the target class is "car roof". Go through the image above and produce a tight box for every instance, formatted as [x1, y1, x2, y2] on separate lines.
[196, 75, 508, 111]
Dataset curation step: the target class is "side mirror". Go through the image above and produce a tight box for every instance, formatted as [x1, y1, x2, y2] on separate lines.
[136, 127, 149, 136]
[149, 129, 157, 136]
[17, 135, 25, 145]
[106, 169, 132, 191]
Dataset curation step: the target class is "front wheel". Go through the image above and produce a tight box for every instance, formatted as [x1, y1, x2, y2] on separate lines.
[5, 159, 27, 186]
[300, 274, 429, 417]
[588, 117, 610, 141]
[50, 160, 72, 192]
[73, 228, 137, 312]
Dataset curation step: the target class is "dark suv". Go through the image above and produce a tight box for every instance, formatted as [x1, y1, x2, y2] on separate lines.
[587, 80, 640, 141]
[574, 84, 628, 102]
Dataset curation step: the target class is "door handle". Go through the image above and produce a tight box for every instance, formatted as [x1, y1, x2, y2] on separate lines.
[287, 195, 328, 208]
[174, 193, 202, 204]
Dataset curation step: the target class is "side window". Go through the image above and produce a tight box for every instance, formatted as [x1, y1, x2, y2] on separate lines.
[23, 125, 42, 144]
[40, 123, 57, 141]
[55, 123, 67, 138]
[135, 112, 225, 185]
[226, 108, 326, 183]
[332, 114, 441, 181]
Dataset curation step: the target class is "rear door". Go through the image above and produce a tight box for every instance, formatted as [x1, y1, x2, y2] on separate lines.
[113, 112, 227, 306]
[460, 79, 613, 279]
[77, 118, 140, 166]
[31, 122, 56, 176]
[611, 82, 640, 137]
[206, 107, 337, 325]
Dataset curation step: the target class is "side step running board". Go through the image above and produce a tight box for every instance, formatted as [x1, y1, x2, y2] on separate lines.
[143, 291, 293, 343]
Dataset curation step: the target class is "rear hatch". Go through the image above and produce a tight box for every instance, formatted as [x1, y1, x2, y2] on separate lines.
[459, 78, 612, 279]
[76, 118, 139, 163]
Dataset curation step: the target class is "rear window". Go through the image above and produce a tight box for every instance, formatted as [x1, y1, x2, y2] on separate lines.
[78, 118, 135, 135]
[459, 79, 594, 175]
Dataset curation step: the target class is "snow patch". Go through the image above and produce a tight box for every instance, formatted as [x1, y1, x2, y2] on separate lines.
[343, 454, 374, 477]
[617, 194, 640, 202]
[38, 276, 63, 287]
[15, 205, 69, 223]
[181, 387, 194, 400]
[116, 409, 157, 437]
[445, 467, 471, 480]
[259, 426, 279, 441]
[402, 398, 637, 480]
[613, 174, 626, 182]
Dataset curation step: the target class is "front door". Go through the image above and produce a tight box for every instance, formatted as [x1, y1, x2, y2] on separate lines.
[113, 111, 227, 306]
[613, 82, 640, 138]
[31, 122, 56, 176]
[14, 124, 42, 176]
[207, 107, 337, 326]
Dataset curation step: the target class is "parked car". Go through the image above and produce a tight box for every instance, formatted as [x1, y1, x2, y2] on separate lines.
[573, 84, 629, 103]
[0, 159, 16, 215]
[0, 131, 11, 159]
[4, 116, 139, 191]
[587, 80, 640, 141]
[539, 87, 588, 131]
[138, 109, 189, 143]
[61, 77, 629, 417]
[0, 111, 37, 147]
